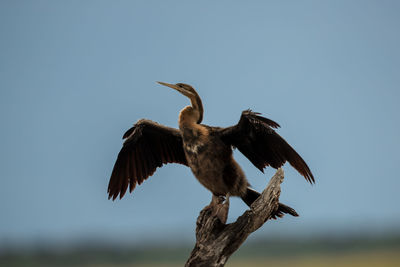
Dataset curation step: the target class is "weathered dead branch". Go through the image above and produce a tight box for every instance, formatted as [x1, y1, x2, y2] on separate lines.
[185, 168, 296, 267]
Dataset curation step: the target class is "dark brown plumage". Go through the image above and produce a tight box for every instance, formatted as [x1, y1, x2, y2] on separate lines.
[108, 82, 314, 217]
[108, 121, 188, 200]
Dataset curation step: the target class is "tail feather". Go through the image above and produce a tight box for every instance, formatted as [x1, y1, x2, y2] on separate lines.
[272, 203, 299, 219]
[241, 188, 298, 219]
[241, 187, 260, 207]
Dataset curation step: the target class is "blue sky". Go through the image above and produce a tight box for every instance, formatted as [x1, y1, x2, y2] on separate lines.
[1, 1, 399, 246]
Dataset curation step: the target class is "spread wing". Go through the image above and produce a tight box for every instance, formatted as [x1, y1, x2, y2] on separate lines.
[220, 110, 314, 183]
[108, 119, 188, 200]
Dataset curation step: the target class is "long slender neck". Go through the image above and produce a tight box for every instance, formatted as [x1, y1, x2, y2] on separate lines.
[190, 93, 203, 124]
[178, 94, 204, 129]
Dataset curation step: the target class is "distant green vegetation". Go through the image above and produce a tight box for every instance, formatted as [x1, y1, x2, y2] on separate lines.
[229, 236, 400, 267]
[229, 250, 400, 267]
[1, 236, 400, 266]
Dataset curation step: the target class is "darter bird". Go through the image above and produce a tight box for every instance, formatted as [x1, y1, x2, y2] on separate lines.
[108, 82, 314, 218]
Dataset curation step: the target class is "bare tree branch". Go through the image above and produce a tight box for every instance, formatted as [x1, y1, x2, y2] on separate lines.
[185, 168, 296, 267]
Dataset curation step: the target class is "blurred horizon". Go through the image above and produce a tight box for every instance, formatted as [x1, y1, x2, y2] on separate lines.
[2, 234, 400, 266]
[1, 1, 400, 262]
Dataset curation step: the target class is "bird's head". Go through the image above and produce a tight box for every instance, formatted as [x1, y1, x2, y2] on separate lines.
[157, 81, 203, 124]
[157, 82, 197, 98]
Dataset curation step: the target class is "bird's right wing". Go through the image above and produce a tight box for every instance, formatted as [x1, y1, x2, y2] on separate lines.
[108, 119, 188, 200]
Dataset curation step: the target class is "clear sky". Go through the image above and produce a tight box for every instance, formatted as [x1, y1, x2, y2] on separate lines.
[1, 1, 399, 247]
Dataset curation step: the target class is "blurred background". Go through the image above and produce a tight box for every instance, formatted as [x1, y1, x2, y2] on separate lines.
[1, 0, 399, 266]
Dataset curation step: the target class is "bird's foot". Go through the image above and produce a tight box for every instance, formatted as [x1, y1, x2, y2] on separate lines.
[205, 194, 230, 224]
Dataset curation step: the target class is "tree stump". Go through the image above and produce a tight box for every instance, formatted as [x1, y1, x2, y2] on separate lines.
[185, 168, 296, 267]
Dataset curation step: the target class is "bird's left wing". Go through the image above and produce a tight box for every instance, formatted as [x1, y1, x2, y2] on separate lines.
[219, 110, 314, 183]
[108, 119, 188, 200]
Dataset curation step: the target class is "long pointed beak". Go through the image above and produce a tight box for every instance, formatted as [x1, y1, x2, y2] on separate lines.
[157, 81, 178, 89]
[157, 81, 194, 97]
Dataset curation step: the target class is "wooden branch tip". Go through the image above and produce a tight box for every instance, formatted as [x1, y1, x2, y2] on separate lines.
[252, 167, 284, 208]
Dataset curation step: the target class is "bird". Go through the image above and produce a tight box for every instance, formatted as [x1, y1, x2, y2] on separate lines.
[108, 82, 314, 219]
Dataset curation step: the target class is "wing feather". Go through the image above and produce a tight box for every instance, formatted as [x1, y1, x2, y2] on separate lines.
[129, 154, 136, 193]
[220, 110, 314, 183]
[108, 119, 188, 200]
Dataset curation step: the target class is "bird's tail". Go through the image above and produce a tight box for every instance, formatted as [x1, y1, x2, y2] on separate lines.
[241, 188, 298, 218]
